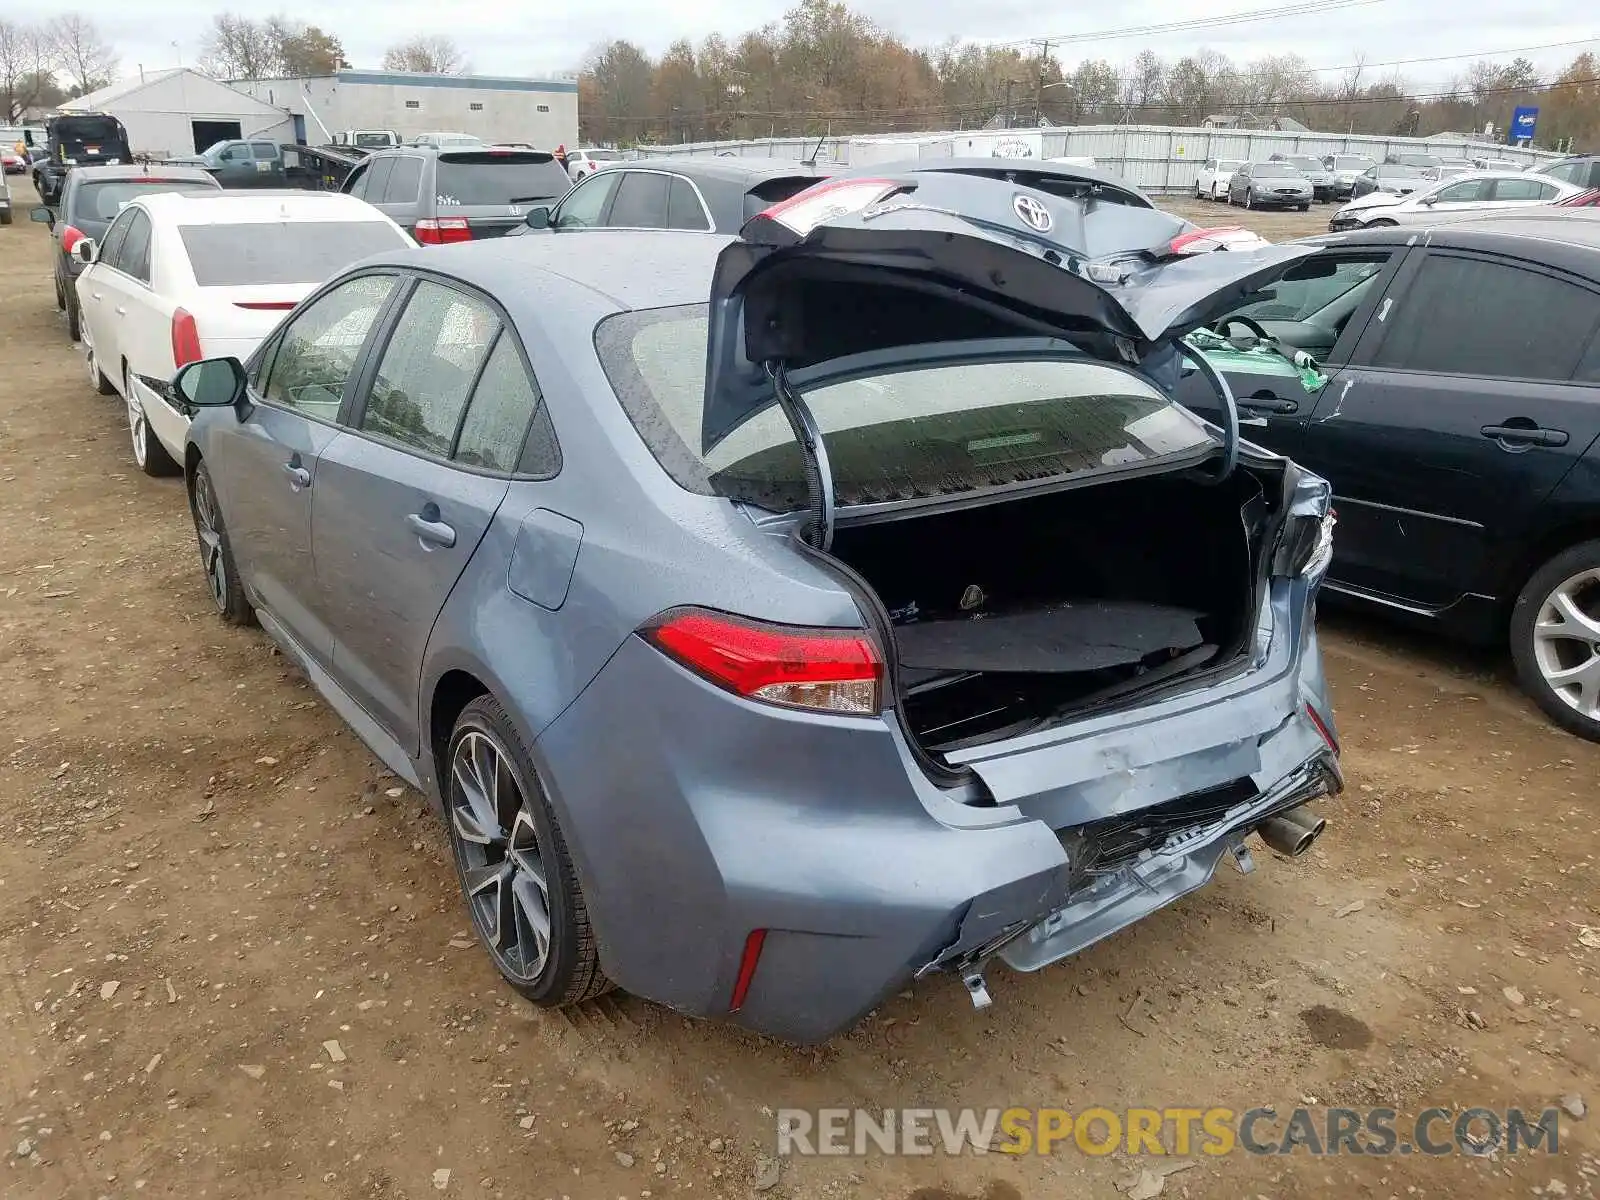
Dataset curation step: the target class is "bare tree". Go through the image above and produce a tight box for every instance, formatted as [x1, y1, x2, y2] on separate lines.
[381, 35, 465, 75]
[0, 19, 61, 122]
[47, 13, 116, 95]
[198, 13, 282, 79]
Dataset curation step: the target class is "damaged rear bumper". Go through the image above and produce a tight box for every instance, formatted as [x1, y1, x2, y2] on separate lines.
[919, 747, 1341, 991]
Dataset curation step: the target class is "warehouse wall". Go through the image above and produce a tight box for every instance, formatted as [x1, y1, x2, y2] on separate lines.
[234, 72, 579, 150]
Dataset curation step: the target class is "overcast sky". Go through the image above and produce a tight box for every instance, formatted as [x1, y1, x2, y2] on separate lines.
[44, 0, 1598, 92]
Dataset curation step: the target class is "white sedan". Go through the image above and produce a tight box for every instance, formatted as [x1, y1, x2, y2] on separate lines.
[72, 190, 413, 476]
[1194, 157, 1244, 201]
[566, 148, 623, 181]
[1327, 170, 1581, 232]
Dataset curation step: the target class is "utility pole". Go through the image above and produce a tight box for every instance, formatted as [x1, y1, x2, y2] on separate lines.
[1003, 79, 1016, 129]
[1033, 39, 1052, 125]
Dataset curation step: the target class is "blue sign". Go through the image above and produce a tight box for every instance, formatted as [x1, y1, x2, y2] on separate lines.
[1509, 106, 1539, 144]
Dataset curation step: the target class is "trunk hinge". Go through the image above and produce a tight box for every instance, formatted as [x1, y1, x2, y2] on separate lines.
[765, 359, 836, 551]
[1180, 335, 1240, 484]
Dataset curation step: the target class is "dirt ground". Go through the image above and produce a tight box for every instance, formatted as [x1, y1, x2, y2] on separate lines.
[1, 183, 1596, 1200]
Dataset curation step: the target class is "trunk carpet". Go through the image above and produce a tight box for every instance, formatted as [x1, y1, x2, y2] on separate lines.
[892, 600, 1204, 674]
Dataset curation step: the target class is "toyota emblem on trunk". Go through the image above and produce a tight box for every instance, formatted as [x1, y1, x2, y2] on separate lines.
[1013, 193, 1052, 232]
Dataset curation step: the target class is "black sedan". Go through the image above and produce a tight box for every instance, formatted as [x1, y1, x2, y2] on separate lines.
[1174, 210, 1600, 741]
[513, 156, 829, 235]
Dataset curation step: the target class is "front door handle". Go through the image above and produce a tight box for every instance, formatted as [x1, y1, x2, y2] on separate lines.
[1481, 423, 1568, 448]
[1238, 391, 1299, 415]
[407, 512, 457, 549]
[90, 291, 103, 300]
[281, 463, 311, 489]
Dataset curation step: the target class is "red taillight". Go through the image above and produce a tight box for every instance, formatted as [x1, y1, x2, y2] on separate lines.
[171, 308, 202, 368]
[1168, 226, 1269, 255]
[232, 301, 298, 311]
[729, 929, 767, 1012]
[642, 607, 883, 715]
[61, 224, 86, 253]
[754, 177, 900, 236]
[415, 217, 471, 244]
[1306, 703, 1339, 755]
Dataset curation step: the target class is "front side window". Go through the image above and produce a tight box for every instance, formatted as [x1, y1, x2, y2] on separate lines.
[597, 305, 1217, 507]
[555, 171, 619, 228]
[361, 281, 499, 457]
[1373, 254, 1600, 382]
[1230, 254, 1389, 323]
[260, 274, 398, 420]
[1433, 179, 1490, 203]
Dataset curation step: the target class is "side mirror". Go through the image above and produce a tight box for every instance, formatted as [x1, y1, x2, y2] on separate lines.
[75, 238, 98, 264]
[173, 357, 247, 410]
[524, 205, 551, 230]
[29, 206, 52, 225]
[1419, 194, 1437, 206]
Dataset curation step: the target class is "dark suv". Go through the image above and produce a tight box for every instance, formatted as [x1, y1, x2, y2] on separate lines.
[340, 146, 570, 242]
[32, 112, 132, 206]
[30, 164, 219, 341]
[1174, 211, 1600, 739]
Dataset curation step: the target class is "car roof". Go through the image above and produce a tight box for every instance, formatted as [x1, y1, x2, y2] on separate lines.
[618, 156, 828, 185]
[364, 230, 729, 314]
[1320, 209, 1600, 256]
[133, 191, 387, 222]
[67, 164, 216, 183]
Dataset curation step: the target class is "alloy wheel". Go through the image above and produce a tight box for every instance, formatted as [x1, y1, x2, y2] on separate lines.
[191, 471, 229, 613]
[450, 731, 553, 984]
[1532, 569, 1600, 722]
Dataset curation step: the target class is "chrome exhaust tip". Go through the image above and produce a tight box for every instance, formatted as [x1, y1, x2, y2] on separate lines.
[1255, 805, 1327, 857]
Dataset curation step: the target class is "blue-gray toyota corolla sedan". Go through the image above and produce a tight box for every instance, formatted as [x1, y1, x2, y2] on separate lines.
[173, 171, 1342, 1043]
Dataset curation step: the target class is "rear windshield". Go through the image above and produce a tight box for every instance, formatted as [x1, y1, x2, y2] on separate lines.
[56, 118, 124, 151]
[596, 305, 1216, 508]
[74, 179, 217, 223]
[178, 221, 408, 286]
[435, 153, 570, 206]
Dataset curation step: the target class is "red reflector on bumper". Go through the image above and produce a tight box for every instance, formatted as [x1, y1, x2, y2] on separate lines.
[729, 929, 767, 1012]
[1306, 703, 1338, 754]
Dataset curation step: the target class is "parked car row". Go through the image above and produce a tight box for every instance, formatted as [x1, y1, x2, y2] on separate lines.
[1328, 170, 1581, 231]
[28, 155, 1600, 1052]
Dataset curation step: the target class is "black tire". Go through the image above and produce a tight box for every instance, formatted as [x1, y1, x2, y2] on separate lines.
[87, 341, 115, 394]
[1299, 202, 1311, 212]
[1245, 189, 1255, 210]
[67, 291, 82, 343]
[54, 273, 64, 311]
[445, 694, 610, 1007]
[0, 209, 11, 226]
[1367, 218, 1398, 227]
[1510, 540, 1600, 742]
[130, 390, 180, 478]
[188, 460, 253, 625]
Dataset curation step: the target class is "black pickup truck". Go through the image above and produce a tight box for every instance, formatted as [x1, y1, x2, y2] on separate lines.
[32, 112, 133, 206]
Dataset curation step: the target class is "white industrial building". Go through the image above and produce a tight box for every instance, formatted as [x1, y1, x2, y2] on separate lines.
[57, 68, 295, 159]
[230, 70, 579, 150]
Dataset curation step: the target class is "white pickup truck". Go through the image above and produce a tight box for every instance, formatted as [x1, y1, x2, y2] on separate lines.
[331, 130, 401, 152]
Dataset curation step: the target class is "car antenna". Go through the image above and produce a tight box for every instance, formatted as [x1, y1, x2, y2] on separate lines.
[800, 126, 829, 168]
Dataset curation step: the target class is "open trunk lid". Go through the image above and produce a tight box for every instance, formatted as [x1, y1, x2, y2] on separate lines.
[701, 172, 1315, 456]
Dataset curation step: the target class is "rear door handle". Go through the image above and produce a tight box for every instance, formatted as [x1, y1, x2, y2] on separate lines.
[407, 512, 457, 549]
[115, 306, 126, 316]
[1238, 392, 1299, 415]
[90, 291, 103, 300]
[281, 463, 311, 489]
[1481, 423, 1568, 448]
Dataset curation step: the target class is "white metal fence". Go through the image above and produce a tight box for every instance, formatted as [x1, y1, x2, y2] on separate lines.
[634, 124, 1563, 194]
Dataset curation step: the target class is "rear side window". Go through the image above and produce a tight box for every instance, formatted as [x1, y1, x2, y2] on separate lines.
[666, 177, 709, 230]
[596, 304, 1215, 507]
[361, 281, 500, 457]
[117, 210, 152, 283]
[1373, 254, 1600, 382]
[1491, 177, 1552, 201]
[252, 143, 277, 160]
[383, 157, 423, 203]
[454, 335, 544, 473]
[435, 153, 569, 206]
[607, 171, 669, 227]
[360, 157, 395, 201]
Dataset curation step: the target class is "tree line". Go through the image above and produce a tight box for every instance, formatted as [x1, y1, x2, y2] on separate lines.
[579, 0, 1599, 151]
[0, 15, 118, 121]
